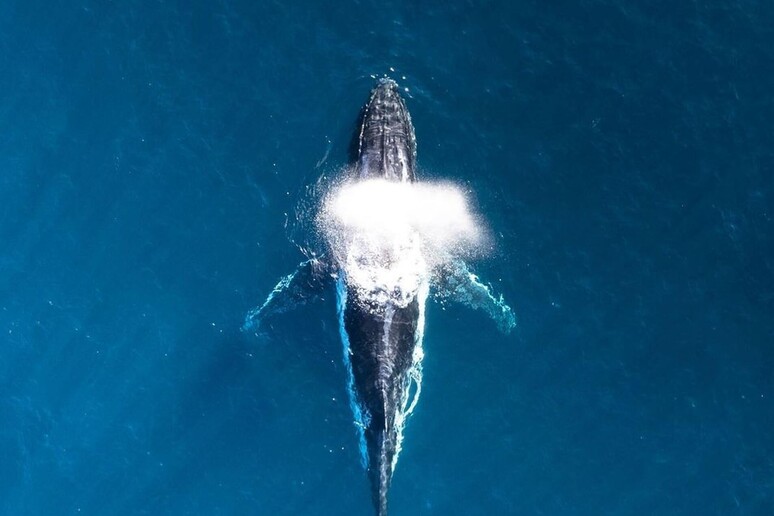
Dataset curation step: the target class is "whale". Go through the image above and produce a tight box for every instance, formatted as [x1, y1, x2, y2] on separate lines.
[340, 78, 423, 515]
[244, 78, 516, 516]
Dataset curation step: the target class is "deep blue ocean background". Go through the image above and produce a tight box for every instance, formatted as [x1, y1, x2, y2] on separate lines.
[1, 1, 773, 514]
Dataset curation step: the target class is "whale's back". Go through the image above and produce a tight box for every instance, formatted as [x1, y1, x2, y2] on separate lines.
[356, 79, 417, 183]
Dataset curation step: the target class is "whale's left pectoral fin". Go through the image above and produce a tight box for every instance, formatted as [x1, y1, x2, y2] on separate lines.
[436, 260, 517, 334]
[243, 258, 331, 333]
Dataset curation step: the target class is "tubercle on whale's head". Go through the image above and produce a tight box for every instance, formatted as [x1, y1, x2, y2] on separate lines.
[355, 77, 417, 184]
[377, 77, 399, 89]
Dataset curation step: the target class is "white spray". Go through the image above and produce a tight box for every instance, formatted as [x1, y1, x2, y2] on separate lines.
[317, 178, 486, 307]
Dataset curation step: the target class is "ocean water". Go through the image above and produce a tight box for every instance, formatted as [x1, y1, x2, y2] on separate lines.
[1, 1, 773, 515]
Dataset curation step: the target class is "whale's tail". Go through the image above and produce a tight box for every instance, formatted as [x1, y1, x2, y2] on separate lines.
[356, 78, 417, 183]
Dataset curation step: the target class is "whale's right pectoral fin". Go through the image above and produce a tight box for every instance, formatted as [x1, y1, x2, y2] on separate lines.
[242, 258, 331, 333]
[437, 259, 517, 334]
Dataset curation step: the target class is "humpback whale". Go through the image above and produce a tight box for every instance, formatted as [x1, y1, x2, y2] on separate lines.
[244, 78, 515, 516]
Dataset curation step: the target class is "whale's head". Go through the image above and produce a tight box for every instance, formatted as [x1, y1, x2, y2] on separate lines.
[355, 78, 417, 183]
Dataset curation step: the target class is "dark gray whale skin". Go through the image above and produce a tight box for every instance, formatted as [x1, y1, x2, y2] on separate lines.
[341, 78, 421, 516]
[355, 78, 417, 183]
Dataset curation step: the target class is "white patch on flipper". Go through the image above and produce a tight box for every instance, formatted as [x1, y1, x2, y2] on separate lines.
[435, 260, 517, 333]
[242, 269, 298, 332]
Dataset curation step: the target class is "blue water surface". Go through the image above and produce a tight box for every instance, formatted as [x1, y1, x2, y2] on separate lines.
[1, 1, 772, 514]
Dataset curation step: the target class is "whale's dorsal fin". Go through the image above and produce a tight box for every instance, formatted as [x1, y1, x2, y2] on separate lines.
[435, 259, 517, 334]
[242, 258, 332, 333]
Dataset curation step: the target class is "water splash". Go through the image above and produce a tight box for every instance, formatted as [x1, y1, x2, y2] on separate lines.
[317, 178, 487, 307]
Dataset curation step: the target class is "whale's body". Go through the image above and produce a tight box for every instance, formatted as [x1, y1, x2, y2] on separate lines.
[339, 79, 424, 516]
[243, 79, 516, 516]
